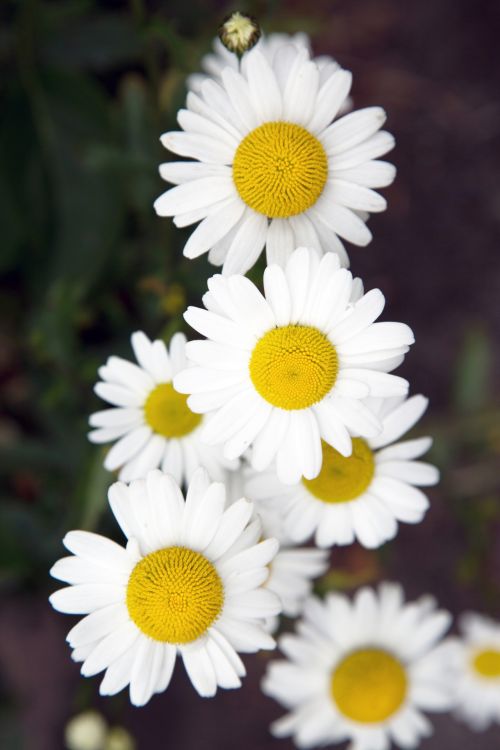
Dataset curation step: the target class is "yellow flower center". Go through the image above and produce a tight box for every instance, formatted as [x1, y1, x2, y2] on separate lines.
[303, 439, 375, 502]
[249, 325, 338, 410]
[144, 383, 202, 438]
[233, 121, 328, 218]
[126, 546, 224, 644]
[472, 649, 500, 678]
[331, 648, 407, 723]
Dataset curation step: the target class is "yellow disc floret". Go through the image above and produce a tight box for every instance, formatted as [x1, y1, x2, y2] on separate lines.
[144, 383, 202, 438]
[126, 546, 224, 644]
[303, 439, 375, 502]
[331, 648, 407, 723]
[472, 649, 500, 678]
[233, 122, 328, 218]
[249, 325, 338, 410]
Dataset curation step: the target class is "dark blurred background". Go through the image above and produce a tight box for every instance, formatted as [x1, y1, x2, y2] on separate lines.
[1, 0, 500, 748]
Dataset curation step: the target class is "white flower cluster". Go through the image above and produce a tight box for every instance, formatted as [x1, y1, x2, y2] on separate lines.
[48, 26, 499, 749]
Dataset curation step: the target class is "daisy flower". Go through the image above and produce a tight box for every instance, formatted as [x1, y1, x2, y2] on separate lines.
[262, 584, 453, 750]
[174, 247, 414, 485]
[446, 612, 500, 730]
[155, 42, 395, 274]
[49, 468, 281, 705]
[88, 331, 236, 484]
[226, 469, 330, 628]
[245, 393, 438, 549]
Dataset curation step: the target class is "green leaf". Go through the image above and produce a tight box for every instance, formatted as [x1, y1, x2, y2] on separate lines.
[70, 448, 112, 532]
[453, 326, 492, 412]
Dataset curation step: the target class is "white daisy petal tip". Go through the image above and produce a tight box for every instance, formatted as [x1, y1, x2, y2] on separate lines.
[263, 584, 452, 749]
[49, 469, 281, 703]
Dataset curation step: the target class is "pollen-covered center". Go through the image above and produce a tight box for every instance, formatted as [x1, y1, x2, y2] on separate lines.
[331, 648, 407, 723]
[144, 383, 202, 438]
[472, 649, 500, 678]
[233, 121, 328, 218]
[249, 325, 338, 410]
[303, 439, 375, 502]
[126, 546, 224, 644]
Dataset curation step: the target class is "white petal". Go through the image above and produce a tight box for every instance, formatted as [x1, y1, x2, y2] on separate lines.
[181, 641, 218, 697]
[155, 644, 177, 693]
[327, 179, 387, 213]
[331, 131, 395, 170]
[314, 400, 352, 457]
[159, 160, 230, 185]
[246, 48, 282, 121]
[215, 618, 275, 652]
[312, 200, 372, 246]
[308, 69, 352, 134]
[129, 638, 165, 706]
[338, 322, 414, 356]
[204, 498, 254, 560]
[263, 263, 292, 325]
[50, 583, 125, 615]
[376, 436, 432, 461]
[266, 219, 295, 267]
[177, 108, 240, 150]
[94, 382, 143, 408]
[222, 211, 268, 276]
[154, 175, 234, 217]
[66, 603, 129, 647]
[322, 107, 387, 155]
[376, 459, 439, 486]
[160, 131, 234, 164]
[283, 60, 319, 126]
[89, 407, 143, 429]
[62, 531, 131, 569]
[183, 199, 245, 259]
[221, 68, 259, 131]
[104, 426, 152, 471]
[99, 643, 137, 696]
[88, 425, 135, 444]
[117, 434, 166, 482]
[182, 306, 255, 350]
[333, 160, 396, 188]
[370, 394, 429, 449]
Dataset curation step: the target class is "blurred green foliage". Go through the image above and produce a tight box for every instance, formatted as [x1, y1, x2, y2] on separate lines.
[0, 0, 218, 586]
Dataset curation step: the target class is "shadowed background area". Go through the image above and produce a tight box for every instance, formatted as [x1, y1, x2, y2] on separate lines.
[1, 0, 499, 748]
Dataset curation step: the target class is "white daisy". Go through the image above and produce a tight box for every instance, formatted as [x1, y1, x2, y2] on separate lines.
[263, 584, 453, 750]
[245, 393, 438, 549]
[227, 468, 330, 628]
[446, 612, 500, 730]
[155, 42, 395, 274]
[88, 331, 236, 484]
[49, 468, 281, 705]
[173, 247, 414, 485]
